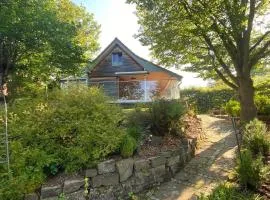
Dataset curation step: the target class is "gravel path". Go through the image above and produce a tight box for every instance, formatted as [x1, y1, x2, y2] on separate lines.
[139, 115, 237, 200]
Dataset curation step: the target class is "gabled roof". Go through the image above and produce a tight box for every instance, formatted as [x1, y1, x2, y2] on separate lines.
[89, 38, 182, 80]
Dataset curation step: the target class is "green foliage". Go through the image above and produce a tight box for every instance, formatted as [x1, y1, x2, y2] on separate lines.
[236, 149, 269, 190]
[126, 125, 142, 143]
[255, 95, 270, 115]
[84, 177, 89, 197]
[0, 86, 124, 199]
[235, 119, 270, 191]
[199, 183, 262, 200]
[128, 192, 139, 200]
[149, 99, 186, 136]
[128, 0, 270, 85]
[58, 193, 67, 200]
[120, 135, 137, 158]
[243, 119, 270, 157]
[182, 87, 235, 113]
[128, 0, 270, 121]
[224, 100, 241, 117]
[122, 106, 150, 157]
[255, 75, 270, 97]
[124, 106, 151, 129]
[0, 0, 100, 98]
[224, 95, 270, 117]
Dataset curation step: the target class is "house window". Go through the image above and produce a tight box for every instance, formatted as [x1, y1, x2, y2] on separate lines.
[112, 52, 123, 66]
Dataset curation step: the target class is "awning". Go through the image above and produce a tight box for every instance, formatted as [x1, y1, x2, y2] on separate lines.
[115, 71, 149, 76]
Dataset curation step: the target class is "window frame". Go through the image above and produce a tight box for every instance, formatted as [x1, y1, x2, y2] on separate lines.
[112, 52, 123, 66]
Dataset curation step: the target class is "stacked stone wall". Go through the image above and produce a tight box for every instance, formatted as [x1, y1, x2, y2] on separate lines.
[25, 138, 197, 200]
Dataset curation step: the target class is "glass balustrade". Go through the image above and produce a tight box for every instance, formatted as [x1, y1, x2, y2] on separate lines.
[89, 79, 180, 102]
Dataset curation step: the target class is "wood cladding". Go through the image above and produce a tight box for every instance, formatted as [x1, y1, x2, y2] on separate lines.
[90, 45, 144, 77]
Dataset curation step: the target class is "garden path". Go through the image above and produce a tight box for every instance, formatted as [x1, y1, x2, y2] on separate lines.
[139, 115, 237, 200]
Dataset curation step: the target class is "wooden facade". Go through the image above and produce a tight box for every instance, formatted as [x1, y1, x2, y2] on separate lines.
[87, 38, 183, 102]
[90, 46, 143, 77]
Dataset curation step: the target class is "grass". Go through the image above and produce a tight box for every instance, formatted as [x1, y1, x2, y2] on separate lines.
[199, 182, 263, 200]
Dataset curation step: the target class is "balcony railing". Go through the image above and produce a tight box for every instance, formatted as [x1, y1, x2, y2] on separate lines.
[88, 79, 180, 103]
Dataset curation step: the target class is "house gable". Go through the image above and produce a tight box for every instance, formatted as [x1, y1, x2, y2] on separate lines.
[88, 38, 182, 80]
[89, 44, 144, 77]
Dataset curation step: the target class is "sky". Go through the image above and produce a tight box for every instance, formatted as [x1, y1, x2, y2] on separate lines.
[73, 0, 208, 88]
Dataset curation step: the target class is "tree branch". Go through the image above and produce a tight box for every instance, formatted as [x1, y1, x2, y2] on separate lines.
[214, 67, 238, 90]
[203, 35, 239, 85]
[250, 31, 270, 52]
[246, 0, 256, 40]
[181, 0, 239, 85]
[190, 0, 239, 67]
[249, 40, 270, 67]
[249, 41, 270, 67]
[211, 22, 238, 67]
[241, 0, 256, 75]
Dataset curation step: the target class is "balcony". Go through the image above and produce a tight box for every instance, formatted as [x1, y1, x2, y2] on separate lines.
[88, 79, 181, 103]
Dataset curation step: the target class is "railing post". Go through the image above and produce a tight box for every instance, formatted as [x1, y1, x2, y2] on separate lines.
[231, 117, 242, 161]
[118, 78, 120, 101]
[144, 75, 147, 101]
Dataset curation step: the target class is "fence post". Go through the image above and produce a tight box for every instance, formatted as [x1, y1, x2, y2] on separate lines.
[231, 117, 242, 161]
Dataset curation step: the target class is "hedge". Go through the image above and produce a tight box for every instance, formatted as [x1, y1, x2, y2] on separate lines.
[181, 87, 235, 113]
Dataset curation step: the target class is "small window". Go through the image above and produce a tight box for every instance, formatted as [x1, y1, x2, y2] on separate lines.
[112, 52, 123, 66]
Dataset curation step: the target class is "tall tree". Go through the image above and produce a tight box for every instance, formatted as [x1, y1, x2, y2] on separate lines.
[0, 0, 100, 97]
[128, 0, 270, 122]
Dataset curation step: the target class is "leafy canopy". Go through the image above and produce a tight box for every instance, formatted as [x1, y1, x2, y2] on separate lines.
[128, 0, 270, 90]
[0, 0, 100, 96]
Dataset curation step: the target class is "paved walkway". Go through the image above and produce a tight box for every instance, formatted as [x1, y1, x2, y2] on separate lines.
[140, 115, 237, 200]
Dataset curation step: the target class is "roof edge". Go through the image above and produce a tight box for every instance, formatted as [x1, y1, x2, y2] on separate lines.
[88, 38, 183, 80]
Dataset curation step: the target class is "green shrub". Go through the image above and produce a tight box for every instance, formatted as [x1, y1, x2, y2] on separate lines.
[236, 149, 269, 190]
[182, 83, 270, 115]
[120, 134, 137, 158]
[182, 87, 235, 114]
[255, 95, 270, 115]
[243, 119, 270, 157]
[224, 100, 241, 117]
[0, 86, 125, 199]
[223, 95, 270, 117]
[124, 106, 151, 129]
[199, 182, 262, 200]
[126, 125, 142, 142]
[149, 99, 186, 136]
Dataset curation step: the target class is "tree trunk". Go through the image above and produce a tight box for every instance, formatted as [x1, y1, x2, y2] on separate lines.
[238, 75, 257, 122]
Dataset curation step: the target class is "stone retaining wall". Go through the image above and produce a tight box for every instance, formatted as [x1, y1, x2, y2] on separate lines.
[25, 138, 197, 200]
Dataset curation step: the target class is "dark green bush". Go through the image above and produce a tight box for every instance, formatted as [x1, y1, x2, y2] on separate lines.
[224, 100, 241, 117]
[199, 183, 262, 200]
[120, 134, 137, 158]
[124, 106, 151, 129]
[149, 99, 186, 136]
[126, 125, 142, 142]
[243, 119, 270, 157]
[236, 149, 268, 190]
[0, 86, 125, 199]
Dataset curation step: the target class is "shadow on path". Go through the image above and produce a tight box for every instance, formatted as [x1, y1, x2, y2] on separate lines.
[140, 115, 237, 200]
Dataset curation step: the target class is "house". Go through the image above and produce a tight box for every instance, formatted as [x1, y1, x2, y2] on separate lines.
[88, 38, 182, 103]
[62, 38, 183, 102]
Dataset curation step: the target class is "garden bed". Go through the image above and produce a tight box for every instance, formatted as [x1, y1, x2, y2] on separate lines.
[137, 114, 203, 158]
[2, 89, 203, 200]
[24, 113, 203, 200]
[25, 137, 199, 200]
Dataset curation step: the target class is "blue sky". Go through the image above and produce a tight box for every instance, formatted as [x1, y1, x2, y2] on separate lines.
[73, 0, 207, 87]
